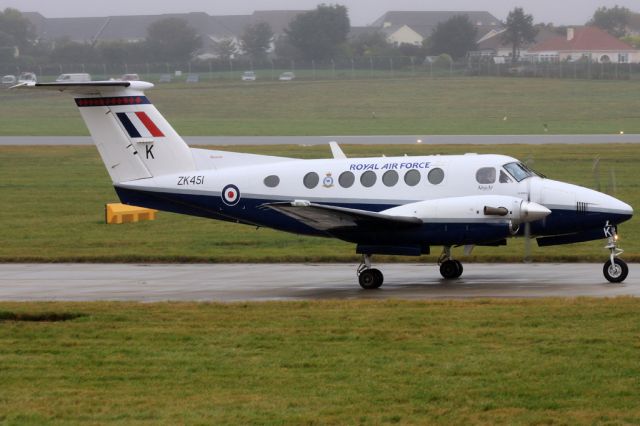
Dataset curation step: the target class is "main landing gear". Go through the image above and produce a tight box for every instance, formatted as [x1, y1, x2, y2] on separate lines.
[438, 246, 463, 280]
[603, 222, 628, 283]
[357, 254, 384, 290]
[356, 248, 466, 289]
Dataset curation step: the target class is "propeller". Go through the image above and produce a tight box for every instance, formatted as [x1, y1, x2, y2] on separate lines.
[607, 168, 617, 195]
[523, 218, 532, 263]
[592, 156, 601, 192]
[522, 156, 534, 263]
[592, 155, 617, 195]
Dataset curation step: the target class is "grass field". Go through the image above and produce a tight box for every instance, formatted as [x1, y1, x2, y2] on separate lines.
[0, 143, 638, 263]
[1, 299, 639, 424]
[1, 77, 640, 136]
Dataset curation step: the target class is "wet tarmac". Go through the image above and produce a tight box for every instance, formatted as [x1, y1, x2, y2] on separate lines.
[0, 263, 636, 302]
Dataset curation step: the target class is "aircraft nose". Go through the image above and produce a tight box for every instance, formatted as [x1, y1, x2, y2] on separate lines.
[583, 189, 633, 225]
[612, 198, 633, 220]
[521, 201, 551, 222]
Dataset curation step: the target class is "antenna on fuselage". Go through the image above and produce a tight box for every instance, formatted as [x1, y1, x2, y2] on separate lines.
[329, 141, 347, 159]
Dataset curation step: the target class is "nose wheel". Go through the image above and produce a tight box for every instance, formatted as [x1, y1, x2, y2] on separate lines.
[357, 254, 384, 289]
[603, 222, 628, 283]
[603, 258, 628, 283]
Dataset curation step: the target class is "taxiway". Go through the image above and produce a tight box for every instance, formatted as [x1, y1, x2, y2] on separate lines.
[0, 263, 636, 302]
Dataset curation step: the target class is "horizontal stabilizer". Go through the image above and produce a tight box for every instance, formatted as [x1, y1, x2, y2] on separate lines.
[262, 201, 422, 231]
[11, 81, 152, 94]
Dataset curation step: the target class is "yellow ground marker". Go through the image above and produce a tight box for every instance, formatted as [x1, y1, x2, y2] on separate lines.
[105, 203, 157, 224]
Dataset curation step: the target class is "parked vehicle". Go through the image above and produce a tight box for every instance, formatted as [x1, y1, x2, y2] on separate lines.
[241, 71, 256, 81]
[278, 72, 295, 81]
[120, 73, 140, 81]
[508, 65, 535, 77]
[18, 72, 37, 83]
[56, 73, 91, 82]
[1, 75, 16, 85]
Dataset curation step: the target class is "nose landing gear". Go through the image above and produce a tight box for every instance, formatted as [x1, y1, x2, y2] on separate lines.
[603, 222, 628, 283]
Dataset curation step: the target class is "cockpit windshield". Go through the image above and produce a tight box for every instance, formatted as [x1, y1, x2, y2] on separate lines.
[503, 162, 541, 182]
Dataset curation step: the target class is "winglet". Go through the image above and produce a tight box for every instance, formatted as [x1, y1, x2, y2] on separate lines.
[329, 141, 347, 159]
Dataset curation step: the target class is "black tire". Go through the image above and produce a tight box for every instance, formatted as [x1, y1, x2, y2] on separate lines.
[359, 268, 384, 289]
[453, 260, 464, 278]
[603, 258, 628, 283]
[440, 260, 461, 280]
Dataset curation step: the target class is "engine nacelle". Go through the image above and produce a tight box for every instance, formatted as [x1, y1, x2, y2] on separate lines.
[381, 195, 550, 224]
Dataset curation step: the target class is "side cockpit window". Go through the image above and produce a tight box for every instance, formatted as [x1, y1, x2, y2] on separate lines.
[503, 162, 533, 182]
[476, 167, 496, 184]
[499, 170, 513, 183]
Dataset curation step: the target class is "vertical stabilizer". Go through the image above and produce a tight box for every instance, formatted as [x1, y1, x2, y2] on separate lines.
[14, 81, 195, 183]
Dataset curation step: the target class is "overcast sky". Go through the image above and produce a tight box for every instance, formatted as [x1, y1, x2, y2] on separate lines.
[1, 0, 638, 26]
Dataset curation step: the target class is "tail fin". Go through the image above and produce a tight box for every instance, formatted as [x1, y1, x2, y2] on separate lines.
[14, 81, 195, 183]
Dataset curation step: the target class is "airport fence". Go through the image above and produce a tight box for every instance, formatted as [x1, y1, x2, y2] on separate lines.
[3, 57, 640, 83]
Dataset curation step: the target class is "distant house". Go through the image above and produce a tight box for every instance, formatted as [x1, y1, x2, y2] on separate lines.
[472, 27, 558, 60]
[23, 10, 307, 59]
[383, 25, 424, 46]
[371, 11, 502, 46]
[23, 12, 214, 44]
[203, 11, 307, 59]
[526, 26, 640, 63]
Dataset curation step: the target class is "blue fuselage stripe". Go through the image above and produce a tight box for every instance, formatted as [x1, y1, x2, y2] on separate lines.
[114, 186, 632, 246]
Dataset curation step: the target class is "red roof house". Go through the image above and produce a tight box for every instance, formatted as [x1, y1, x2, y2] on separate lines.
[527, 26, 639, 63]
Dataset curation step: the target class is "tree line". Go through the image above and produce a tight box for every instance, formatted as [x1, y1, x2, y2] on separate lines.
[0, 4, 638, 70]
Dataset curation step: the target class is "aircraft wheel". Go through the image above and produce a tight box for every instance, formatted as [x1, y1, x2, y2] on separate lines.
[453, 260, 464, 278]
[603, 258, 628, 283]
[359, 268, 384, 289]
[440, 260, 462, 280]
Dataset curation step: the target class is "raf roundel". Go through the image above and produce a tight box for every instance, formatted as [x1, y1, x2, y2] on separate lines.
[222, 184, 241, 206]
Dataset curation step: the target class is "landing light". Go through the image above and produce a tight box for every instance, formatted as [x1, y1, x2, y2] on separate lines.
[417, 139, 422, 144]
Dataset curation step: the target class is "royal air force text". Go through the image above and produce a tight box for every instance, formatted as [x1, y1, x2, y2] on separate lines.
[349, 162, 431, 171]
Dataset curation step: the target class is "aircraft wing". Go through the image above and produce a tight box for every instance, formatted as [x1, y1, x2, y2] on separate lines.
[262, 201, 422, 231]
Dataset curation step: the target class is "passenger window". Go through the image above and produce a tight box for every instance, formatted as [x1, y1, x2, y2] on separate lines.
[339, 171, 355, 188]
[404, 169, 421, 186]
[303, 172, 319, 189]
[382, 170, 399, 187]
[360, 171, 377, 187]
[264, 175, 280, 188]
[476, 167, 496, 184]
[499, 170, 512, 183]
[427, 168, 445, 185]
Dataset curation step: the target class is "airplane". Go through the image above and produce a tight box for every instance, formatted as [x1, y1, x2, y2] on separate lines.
[15, 80, 633, 289]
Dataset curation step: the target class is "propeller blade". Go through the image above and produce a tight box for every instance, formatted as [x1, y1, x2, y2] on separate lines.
[608, 168, 617, 195]
[523, 222, 532, 263]
[592, 156, 601, 192]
